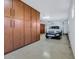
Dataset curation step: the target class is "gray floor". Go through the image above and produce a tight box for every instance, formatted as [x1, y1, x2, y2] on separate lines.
[5, 34, 74, 59]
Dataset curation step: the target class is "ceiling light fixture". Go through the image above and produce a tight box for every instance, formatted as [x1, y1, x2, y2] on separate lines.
[42, 16, 50, 19]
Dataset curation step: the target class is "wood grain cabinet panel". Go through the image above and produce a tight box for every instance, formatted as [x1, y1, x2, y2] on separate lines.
[4, 0, 13, 54]
[4, 17, 13, 53]
[40, 24, 45, 34]
[31, 9, 37, 42]
[36, 12, 40, 41]
[4, 0, 40, 54]
[4, 0, 12, 17]
[13, 0, 24, 49]
[24, 4, 31, 45]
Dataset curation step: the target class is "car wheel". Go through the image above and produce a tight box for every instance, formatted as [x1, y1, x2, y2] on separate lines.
[46, 35, 48, 38]
[58, 36, 61, 39]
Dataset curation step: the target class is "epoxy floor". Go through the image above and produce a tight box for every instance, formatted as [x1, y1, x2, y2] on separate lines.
[5, 34, 74, 59]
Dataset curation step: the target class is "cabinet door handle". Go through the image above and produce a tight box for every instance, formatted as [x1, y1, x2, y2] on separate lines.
[13, 20, 15, 28]
[10, 20, 12, 27]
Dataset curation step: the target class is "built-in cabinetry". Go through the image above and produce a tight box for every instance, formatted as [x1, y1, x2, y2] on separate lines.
[13, 0, 25, 50]
[40, 24, 45, 34]
[4, 0, 40, 54]
[24, 3, 31, 45]
[4, 0, 13, 53]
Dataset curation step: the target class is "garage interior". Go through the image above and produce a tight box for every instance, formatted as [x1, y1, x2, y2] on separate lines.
[4, 0, 75, 59]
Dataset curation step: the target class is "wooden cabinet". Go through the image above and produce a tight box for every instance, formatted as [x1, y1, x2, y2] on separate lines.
[4, 0, 40, 54]
[13, 0, 24, 49]
[40, 24, 45, 34]
[31, 9, 37, 42]
[4, 0, 13, 53]
[4, 17, 13, 53]
[36, 12, 40, 40]
[4, 0, 12, 17]
[24, 4, 31, 45]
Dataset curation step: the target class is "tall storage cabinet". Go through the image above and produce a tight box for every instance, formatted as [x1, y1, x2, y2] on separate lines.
[4, 0, 40, 54]
[13, 0, 25, 49]
[36, 12, 40, 41]
[31, 9, 37, 42]
[4, 0, 13, 53]
[24, 4, 31, 45]
[31, 9, 40, 42]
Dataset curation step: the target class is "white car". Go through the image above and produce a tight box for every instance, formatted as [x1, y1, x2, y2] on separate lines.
[46, 26, 62, 39]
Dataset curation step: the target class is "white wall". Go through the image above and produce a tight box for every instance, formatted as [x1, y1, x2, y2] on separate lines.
[63, 20, 68, 34]
[41, 19, 69, 34]
[45, 20, 64, 33]
[68, 0, 75, 55]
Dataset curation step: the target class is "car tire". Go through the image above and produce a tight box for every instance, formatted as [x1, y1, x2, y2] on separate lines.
[46, 35, 48, 38]
[58, 36, 61, 39]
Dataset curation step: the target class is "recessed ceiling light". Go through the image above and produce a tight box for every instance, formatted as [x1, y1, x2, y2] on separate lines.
[42, 16, 50, 19]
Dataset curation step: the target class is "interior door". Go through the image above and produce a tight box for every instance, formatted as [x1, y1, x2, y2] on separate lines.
[24, 4, 31, 45]
[13, 0, 24, 49]
[31, 9, 37, 42]
[4, 17, 13, 53]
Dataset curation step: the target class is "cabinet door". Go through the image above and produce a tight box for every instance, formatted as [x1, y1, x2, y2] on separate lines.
[4, 0, 12, 17]
[36, 12, 40, 41]
[4, 17, 13, 53]
[24, 5, 31, 45]
[40, 24, 45, 34]
[31, 9, 37, 42]
[13, 0, 24, 49]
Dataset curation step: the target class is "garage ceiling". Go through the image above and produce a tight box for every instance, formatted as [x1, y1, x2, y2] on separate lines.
[21, 0, 72, 22]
